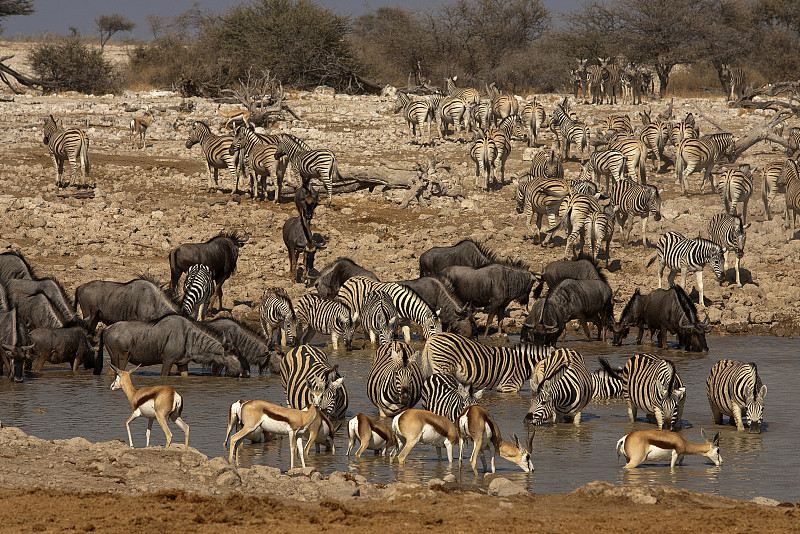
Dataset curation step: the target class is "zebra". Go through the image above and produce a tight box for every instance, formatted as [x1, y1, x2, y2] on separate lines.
[360, 290, 399, 345]
[718, 164, 754, 225]
[578, 149, 626, 192]
[515, 174, 569, 244]
[420, 372, 483, 423]
[181, 264, 215, 320]
[706, 359, 767, 433]
[647, 231, 724, 308]
[586, 63, 604, 105]
[273, 133, 340, 207]
[484, 115, 522, 183]
[421, 332, 553, 393]
[610, 179, 662, 247]
[529, 150, 563, 179]
[676, 133, 737, 195]
[337, 276, 442, 343]
[520, 98, 546, 147]
[601, 115, 633, 135]
[280, 344, 348, 419]
[42, 115, 90, 188]
[588, 367, 624, 400]
[608, 137, 647, 184]
[570, 59, 588, 102]
[470, 134, 497, 190]
[445, 76, 480, 105]
[788, 126, 800, 158]
[600, 353, 686, 430]
[783, 158, 800, 239]
[638, 109, 669, 173]
[467, 99, 493, 137]
[582, 203, 615, 267]
[367, 341, 423, 417]
[394, 92, 434, 144]
[259, 287, 297, 346]
[599, 57, 622, 105]
[667, 120, 699, 147]
[761, 160, 789, 221]
[488, 86, 518, 126]
[722, 64, 746, 101]
[525, 348, 593, 426]
[550, 98, 589, 162]
[229, 126, 287, 201]
[294, 294, 355, 350]
[436, 95, 469, 140]
[185, 121, 241, 192]
[548, 192, 602, 259]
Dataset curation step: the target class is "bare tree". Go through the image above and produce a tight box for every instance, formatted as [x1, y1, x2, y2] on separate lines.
[145, 13, 168, 40]
[0, 0, 33, 33]
[95, 14, 136, 52]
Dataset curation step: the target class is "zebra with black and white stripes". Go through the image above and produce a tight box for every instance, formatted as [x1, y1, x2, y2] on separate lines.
[761, 160, 789, 220]
[421, 332, 554, 393]
[436, 95, 469, 140]
[295, 294, 355, 350]
[638, 111, 669, 173]
[484, 115, 522, 183]
[788, 127, 800, 158]
[445, 76, 480, 105]
[602, 115, 633, 136]
[550, 98, 589, 162]
[43, 115, 90, 188]
[273, 133, 340, 207]
[586, 63, 604, 105]
[524, 348, 593, 426]
[572, 59, 589, 102]
[181, 264, 215, 320]
[718, 164, 754, 224]
[259, 287, 298, 346]
[722, 65, 746, 101]
[515, 174, 569, 244]
[549, 192, 602, 259]
[421, 372, 484, 423]
[707, 213, 747, 287]
[468, 99, 493, 136]
[676, 133, 737, 194]
[608, 137, 647, 184]
[280, 344, 348, 419]
[229, 126, 287, 201]
[783, 158, 800, 239]
[360, 290, 399, 345]
[647, 231, 724, 308]
[667, 120, 699, 147]
[600, 353, 686, 430]
[521, 98, 546, 147]
[583, 203, 615, 267]
[599, 57, 622, 105]
[528, 150, 563, 179]
[588, 367, 624, 400]
[579, 149, 626, 192]
[394, 92, 434, 144]
[367, 341, 423, 417]
[470, 134, 497, 190]
[706, 359, 767, 433]
[185, 121, 240, 192]
[610, 179, 662, 247]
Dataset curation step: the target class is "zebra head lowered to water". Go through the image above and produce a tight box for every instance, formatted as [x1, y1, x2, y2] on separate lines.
[524, 348, 593, 426]
[706, 359, 767, 434]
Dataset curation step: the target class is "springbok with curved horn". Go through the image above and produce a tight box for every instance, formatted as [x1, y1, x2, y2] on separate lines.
[616, 429, 721, 469]
[458, 405, 533, 475]
[109, 364, 190, 449]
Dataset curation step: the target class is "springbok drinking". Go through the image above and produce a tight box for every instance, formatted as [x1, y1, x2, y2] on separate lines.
[616, 429, 722, 469]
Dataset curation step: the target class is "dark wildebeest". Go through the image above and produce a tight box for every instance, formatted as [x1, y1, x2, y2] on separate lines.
[521, 279, 614, 346]
[100, 314, 243, 378]
[75, 277, 181, 336]
[15, 292, 70, 331]
[205, 316, 283, 374]
[314, 257, 378, 298]
[283, 216, 326, 285]
[612, 286, 710, 351]
[168, 230, 248, 311]
[419, 238, 515, 277]
[441, 264, 537, 338]
[398, 276, 477, 338]
[295, 184, 319, 243]
[0, 307, 31, 382]
[27, 326, 96, 372]
[532, 255, 605, 299]
[0, 251, 34, 281]
[4, 277, 79, 324]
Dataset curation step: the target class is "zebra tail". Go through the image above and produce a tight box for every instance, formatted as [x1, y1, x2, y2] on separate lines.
[598, 356, 624, 381]
[82, 136, 90, 176]
[419, 343, 436, 379]
[646, 253, 659, 268]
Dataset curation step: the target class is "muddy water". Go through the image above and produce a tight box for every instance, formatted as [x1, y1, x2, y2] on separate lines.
[1, 334, 797, 502]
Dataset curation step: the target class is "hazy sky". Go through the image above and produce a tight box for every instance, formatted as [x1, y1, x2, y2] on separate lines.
[1, 0, 580, 39]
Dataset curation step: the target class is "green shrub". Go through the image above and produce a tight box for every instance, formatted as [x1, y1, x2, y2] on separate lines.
[28, 36, 119, 94]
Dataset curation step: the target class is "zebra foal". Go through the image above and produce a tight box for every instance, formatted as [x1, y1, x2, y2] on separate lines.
[43, 115, 90, 188]
[706, 359, 766, 433]
[181, 264, 215, 320]
[707, 213, 747, 287]
[718, 164, 754, 224]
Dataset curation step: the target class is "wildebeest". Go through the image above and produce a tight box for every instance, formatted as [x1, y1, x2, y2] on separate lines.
[294, 184, 319, 243]
[168, 230, 248, 311]
[0, 307, 30, 382]
[0, 251, 34, 281]
[419, 238, 517, 277]
[4, 277, 79, 324]
[283, 216, 325, 285]
[26, 326, 96, 372]
[15, 292, 71, 331]
[612, 286, 710, 351]
[442, 264, 537, 338]
[100, 314, 243, 377]
[205, 316, 283, 374]
[521, 278, 614, 345]
[75, 277, 181, 334]
[532, 255, 605, 299]
[314, 257, 378, 299]
[398, 276, 477, 338]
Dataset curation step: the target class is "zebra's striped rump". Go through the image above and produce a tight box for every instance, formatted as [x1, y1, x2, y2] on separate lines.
[525, 348, 592, 426]
[367, 341, 423, 417]
[718, 164, 754, 225]
[259, 287, 297, 346]
[43, 115, 90, 188]
[181, 264, 215, 320]
[280, 344, 348, 419]
[706, 359, 766, 433]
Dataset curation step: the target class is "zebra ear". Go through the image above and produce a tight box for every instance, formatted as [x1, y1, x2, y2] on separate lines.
[758, 385, 767, 400]
[474, 389, 485, 401]
[409, 350, 420, 365]
[330, 377, 344, 389]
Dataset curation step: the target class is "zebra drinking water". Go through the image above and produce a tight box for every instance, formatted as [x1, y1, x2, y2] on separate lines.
[181, 264, 215, 321]
[706, 359, 767, 433]
[366, 341, 423, 417]
[258, 287, 298, 346]
[524, 348, 593, 426]
[280, 344, 348, 420]
[360, 290, 399, 346]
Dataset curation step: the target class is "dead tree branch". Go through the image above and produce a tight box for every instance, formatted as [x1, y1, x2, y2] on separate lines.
[732, 81, 800, 115]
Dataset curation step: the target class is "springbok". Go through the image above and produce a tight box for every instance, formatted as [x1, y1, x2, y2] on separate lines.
[392, 408, 461, 465]
[458, 405, 534, 475]
[616, 429, 722, 469]
[227, 399, 319, 469]
[305, 409, 336, 455]
[109, 364, 190, 449]
[217, 105, 252, 130]
[223, 399, 268, 450]
[346, 413, 397, 458]
[130, 111, 153, 149]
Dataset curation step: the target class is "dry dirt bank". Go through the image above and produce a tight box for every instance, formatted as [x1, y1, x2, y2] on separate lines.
[0, 425, 798, 533]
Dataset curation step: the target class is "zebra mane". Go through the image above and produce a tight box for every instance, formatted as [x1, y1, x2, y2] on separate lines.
[212, 230, 248, 248]
[1, 250, 36, 278]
